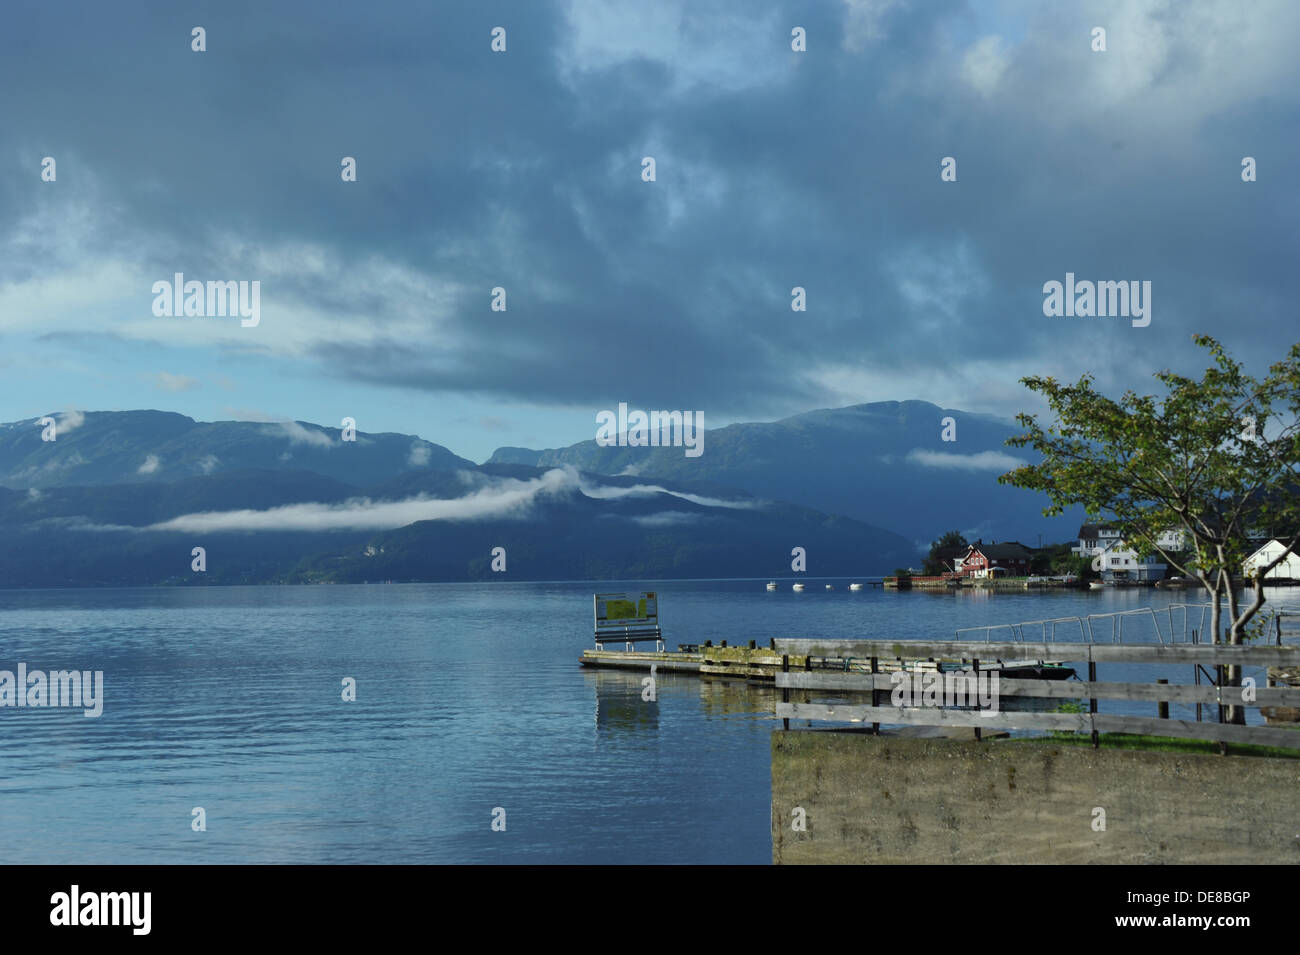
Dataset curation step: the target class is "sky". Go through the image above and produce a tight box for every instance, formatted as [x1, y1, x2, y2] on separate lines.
[1, 0, 1297, 463]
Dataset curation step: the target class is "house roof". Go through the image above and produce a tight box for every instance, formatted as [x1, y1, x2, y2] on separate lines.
[1245, 538, 1297, 561]
[968, 541, 1033, 560]
[1077, 524, 1119, 537]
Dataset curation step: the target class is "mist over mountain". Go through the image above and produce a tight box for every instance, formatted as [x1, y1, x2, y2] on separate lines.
[0, 410, 919, 586]
[487, 400, 1083, 546]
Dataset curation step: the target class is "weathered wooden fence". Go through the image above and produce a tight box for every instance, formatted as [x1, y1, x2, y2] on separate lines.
[773, 637, 1300, 751]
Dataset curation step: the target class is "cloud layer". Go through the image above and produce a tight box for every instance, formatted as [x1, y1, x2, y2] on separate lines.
[2, 0, 1296, 435]
[73, 466, 761, 533]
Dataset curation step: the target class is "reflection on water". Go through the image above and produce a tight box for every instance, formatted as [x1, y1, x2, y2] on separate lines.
[1, 580, 1294, 863]
[592, 670, 659, 732]
[697, 676, 785, 717]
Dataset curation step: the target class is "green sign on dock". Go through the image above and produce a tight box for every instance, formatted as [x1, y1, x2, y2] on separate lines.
[594, 591, 658, 632]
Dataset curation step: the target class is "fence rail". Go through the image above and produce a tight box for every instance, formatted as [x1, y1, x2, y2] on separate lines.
[772, 638, 1300, 751]
[773, 638, 1300, 665]
[778, 669, 1300, 707]
[951, 605, 1300, 645]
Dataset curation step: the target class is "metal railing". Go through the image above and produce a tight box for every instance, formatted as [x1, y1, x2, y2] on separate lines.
[951, 603, 1300, 645]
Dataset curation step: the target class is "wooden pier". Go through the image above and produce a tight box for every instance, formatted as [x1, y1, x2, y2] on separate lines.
[580, 641, 1062, 682]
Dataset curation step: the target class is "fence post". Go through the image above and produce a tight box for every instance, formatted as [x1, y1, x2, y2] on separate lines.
[871, 656, 880, 736]
[972, 658, 982, 741]
[1157, 678, 1168, 719]
[1216, 659, 1229, 755]
[1089, 659, 1099, 749]
[1194, 658, 1202, 722]
[781, 654, 790, 732]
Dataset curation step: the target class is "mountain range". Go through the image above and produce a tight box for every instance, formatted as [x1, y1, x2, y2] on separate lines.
[489, 400, 1082, 546]
[0, 402, 1076, 587]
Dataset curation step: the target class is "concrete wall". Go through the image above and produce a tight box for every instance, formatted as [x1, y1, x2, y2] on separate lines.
[771, 731, 1300, 864]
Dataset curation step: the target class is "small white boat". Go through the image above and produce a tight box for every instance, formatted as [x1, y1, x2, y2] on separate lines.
[1089, 581, 1106, 590]
[765, 581, 778, 591]
[849, 583, 863, 591]
[825, 584, 834, 590]
[792, 583, 805, 592]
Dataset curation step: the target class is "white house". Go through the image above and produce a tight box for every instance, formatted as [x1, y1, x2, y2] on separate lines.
[1072, 524, 1182, 582]
[1243, 539, 1300, 581]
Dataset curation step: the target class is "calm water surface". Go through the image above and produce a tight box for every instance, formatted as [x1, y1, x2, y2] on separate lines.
[1, 580, 1295, 863]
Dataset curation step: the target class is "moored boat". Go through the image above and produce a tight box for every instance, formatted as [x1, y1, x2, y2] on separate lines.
[994, 663, 1076, 680]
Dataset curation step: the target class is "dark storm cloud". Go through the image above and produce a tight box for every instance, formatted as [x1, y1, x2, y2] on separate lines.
[2, 0, 1296, 419]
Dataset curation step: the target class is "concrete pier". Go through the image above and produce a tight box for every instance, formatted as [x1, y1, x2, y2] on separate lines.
[771, 732, 1300, 864]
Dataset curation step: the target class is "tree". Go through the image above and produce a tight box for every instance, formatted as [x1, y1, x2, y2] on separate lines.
[1031, 540, 1094, 579]
[1050, 550, 1095, 580]
[922, 530, 967, 576]
[998, 336, 1300, 723]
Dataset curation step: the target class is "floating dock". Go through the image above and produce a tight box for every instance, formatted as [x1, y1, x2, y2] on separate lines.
[580, 642, 1068, 682]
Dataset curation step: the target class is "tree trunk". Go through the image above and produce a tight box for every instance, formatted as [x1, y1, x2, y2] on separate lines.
[1224, 567, 1247, 725]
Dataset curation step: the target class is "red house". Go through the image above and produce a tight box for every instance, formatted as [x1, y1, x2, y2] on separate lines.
[953, 541, 1033, 578]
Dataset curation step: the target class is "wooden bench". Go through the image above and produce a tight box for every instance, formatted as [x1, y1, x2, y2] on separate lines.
[594, 626, 665, 652]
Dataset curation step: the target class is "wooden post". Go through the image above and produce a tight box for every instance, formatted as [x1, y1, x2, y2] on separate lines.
[1157, 678, 1168, 719]
[1194, 660, 1202, 722]
[1217, 663, 1227, 756]
[870, 656, 880, 736]
[782, 654, 790, 732]
[1089, 660, 1099, 749]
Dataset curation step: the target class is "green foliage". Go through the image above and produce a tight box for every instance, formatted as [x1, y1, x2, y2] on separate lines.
[1028, 540, 1095, 578]
[999, 335, 1300, 646]
[1029, 733, 1300, 760]
[921, 529, 966, 575]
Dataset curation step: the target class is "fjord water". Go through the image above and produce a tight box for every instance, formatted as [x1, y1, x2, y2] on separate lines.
[1, 581, 1296, 864]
